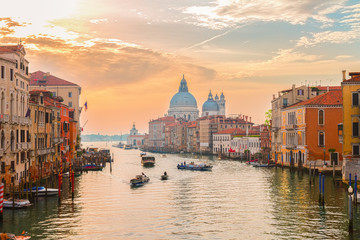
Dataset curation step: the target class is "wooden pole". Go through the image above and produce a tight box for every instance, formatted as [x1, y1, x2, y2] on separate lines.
[309, 163, 312, 184]
[71, 171, 74, 200]
[12, 183, 15, 210]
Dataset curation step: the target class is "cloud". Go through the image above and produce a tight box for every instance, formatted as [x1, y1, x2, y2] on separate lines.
[184, 0, 346, 29]
[0, 18, 29, 36]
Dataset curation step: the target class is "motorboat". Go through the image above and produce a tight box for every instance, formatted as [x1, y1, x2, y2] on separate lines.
[24, 186, 59, 196]
[140, 152, 147, 157]
[82, 164, 103, 171]
[177, 163, 213, 171]
[112, 142, 124, 148]
[7, 232, 31, 240]
[130, 174, 150, 187]
[252, 163, 276, 168]
[141, 156, 155, 167]
[123, 145, 133, 150]
[3, 199, 32, 208]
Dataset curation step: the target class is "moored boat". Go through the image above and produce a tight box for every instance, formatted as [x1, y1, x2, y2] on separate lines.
[161, 175, 168, 180]
[252, 163, 276, 168]
[130, 174, 150, 187]
[3, 199, 32, 209]
[7, 232, 31, 240]
[141, 156, 155, 167]
[82, 164, 103, 171]
[177, 163, 212, 171]
[24, 186, 59, 196]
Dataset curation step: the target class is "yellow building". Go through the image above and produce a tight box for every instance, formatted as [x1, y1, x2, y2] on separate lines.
[341, 71, 360, 181]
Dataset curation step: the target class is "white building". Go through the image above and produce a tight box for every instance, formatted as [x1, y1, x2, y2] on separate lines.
[0, 44, 31, 186]
[213, 128, 246, 154]
[127, 122, 145, 146]
[231, 137, 261, 156]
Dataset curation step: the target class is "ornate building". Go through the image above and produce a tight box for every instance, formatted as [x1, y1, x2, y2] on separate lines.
[202, 90, 226, 117]
[168, 75, 199, 121]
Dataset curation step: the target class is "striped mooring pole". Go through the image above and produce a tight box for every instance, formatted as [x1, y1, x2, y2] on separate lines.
[0, 183, 4, 221]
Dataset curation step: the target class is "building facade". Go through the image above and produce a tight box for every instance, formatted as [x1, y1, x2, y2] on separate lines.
[0, 45, 31, 186]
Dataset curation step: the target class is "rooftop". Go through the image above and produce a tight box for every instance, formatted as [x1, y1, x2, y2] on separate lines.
[290, 90, 342, 108]
[30, 70, 79, 87]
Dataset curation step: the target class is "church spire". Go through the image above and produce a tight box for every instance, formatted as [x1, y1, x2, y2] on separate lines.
[208, 90, 213, 100]
[179, 75, 189, 92]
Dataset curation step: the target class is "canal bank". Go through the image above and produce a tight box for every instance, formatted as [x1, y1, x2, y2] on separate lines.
[1, 142, 359, 239]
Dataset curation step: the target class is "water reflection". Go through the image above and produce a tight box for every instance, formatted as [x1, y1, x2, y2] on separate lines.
[0, 142, 357, 239]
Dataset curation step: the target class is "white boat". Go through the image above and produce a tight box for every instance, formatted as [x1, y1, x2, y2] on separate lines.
[130, 174, 150, 187]
[3, 199, 32, 208]
[24, 186, 59, 196]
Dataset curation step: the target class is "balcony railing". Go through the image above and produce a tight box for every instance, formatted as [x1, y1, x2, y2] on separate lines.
[285, 124, 296, 130]
[0, 114, 9, 123]
[286, 144, 296, 150]
[11, 115, 18, 124]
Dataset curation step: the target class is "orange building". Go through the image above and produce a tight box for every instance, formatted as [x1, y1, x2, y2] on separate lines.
[280, 90, 343, 167]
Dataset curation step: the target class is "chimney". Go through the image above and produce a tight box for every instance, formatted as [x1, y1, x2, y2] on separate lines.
[278, 92, 281, 97]
[342, 70, 346, 81]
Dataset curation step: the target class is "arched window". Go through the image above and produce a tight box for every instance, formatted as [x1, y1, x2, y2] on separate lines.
[318, 109, 324, 125]
[1, 131, 5, 149]
[11, 131, 15, 151]
[10, 93, 14, 117]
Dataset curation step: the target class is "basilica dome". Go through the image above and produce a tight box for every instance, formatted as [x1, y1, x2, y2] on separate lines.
[169, 76, 198, 108]
[168, 75, 199, 121]
[202, 91, 219, 112]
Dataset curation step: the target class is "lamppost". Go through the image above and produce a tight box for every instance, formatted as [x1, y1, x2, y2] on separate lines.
[323, 147, 326, 166]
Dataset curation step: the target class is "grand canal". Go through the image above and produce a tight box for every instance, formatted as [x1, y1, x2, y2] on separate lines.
[2, 142, 360, 239]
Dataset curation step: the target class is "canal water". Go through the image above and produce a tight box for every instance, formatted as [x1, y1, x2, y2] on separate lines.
[2, 142, 360, 239]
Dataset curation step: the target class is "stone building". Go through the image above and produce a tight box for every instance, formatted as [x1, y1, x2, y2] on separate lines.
[0, 44, 31, 186]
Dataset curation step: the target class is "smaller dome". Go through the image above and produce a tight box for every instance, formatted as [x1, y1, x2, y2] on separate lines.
[215, 94, 219, 100]
[220, 92, 225, 99]
[202, 100, 219, 111]
[202, 90, 219, 112]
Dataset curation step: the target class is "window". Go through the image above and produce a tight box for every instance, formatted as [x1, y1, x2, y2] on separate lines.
[15, 60, 18, 69]
[10, 69, 13, 81]
[1, 66, 4, 79]
[319, 131, 325, 146]
[68, 102, 72, 108]
[297, 89, 304, 96]
[16, 79, 18, 86]
[283, 98, 288, 107]
[353, 121, 359, 137]
[318, 110, 324, 125]
[353, 145, 359, 156]
[26, 66, 28, 75]
[68, 92, 72, 97]
[352, 92, 359, 106]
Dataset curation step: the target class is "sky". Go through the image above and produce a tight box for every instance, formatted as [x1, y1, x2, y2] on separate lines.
[1, 0, 359, 134]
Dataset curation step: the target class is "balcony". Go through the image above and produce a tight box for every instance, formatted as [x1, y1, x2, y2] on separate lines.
[285, 124, 296, 130]
[24, 117, 32, 125]
[27, 142, 32, 149]
[286, 144, 296, 150]
[271, 127, 279, 132]
[0, 114, 9, 123]
[11, 115, 18, 124]
[19, 117, 24, 125]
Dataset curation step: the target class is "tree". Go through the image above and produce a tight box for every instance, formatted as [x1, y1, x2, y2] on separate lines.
[265, 109, 272, 127]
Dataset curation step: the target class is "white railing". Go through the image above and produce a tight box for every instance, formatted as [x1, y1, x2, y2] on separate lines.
[11, 115, 18, 124]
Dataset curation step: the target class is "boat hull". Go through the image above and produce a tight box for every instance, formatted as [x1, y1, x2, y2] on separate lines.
[3, 199, 32, 208]
[161, 175, 168, 180]
[177, 165, 212, 171]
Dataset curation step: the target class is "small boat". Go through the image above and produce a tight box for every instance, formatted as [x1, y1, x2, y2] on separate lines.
[74, 172, 82, 177]
[140, 152, 147, 157]
[24, 186, 59, 196]
[177, 163, 213, 171]
[3, 199, 32, 208]
[7, 232, 31, 240]
[63, 172, 70, 177]
[252, 163, 276, 168]
[123, 145, 132, 150]
[82, 164, 103, 171]
[141, 156, 155, 167]
[161, 154, 167, 157]
[130, 174, 150, 187]
[113, 142, 124, 148]
[161, 175, 168, 180]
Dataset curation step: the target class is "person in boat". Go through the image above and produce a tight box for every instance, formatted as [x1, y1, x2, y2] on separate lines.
[164, 171, 167, 176]
[0, 231, 9, 240]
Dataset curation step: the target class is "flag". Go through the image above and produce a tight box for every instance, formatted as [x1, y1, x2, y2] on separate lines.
[84, 101, 88, 111]
[25, 108, 30, 118]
